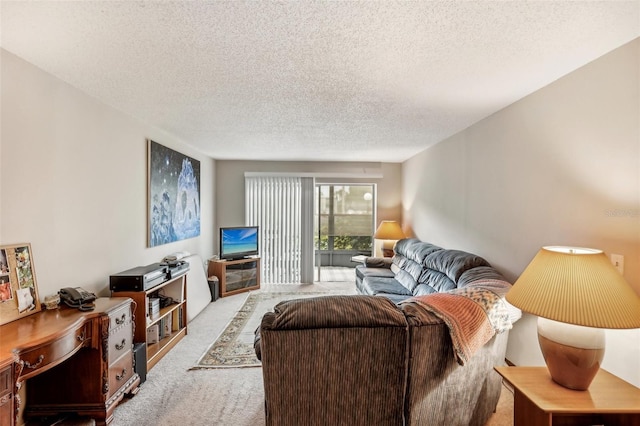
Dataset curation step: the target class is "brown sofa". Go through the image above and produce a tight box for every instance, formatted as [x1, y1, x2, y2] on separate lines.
[255, 293, 516, 426]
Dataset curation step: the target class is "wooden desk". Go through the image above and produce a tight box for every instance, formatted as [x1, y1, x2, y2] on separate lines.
[0, 298, 140, 425]
[496, 366, 640, 426]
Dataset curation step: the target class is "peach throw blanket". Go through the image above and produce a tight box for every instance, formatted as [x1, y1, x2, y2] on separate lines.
[409, 279, 513, 365]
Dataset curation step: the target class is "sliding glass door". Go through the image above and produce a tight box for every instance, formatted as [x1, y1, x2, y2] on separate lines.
[314, 184, 375, 280]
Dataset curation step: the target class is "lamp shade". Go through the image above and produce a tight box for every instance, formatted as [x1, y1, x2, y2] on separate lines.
[506, 246, 640, 329]
[373, 221, 405, 240]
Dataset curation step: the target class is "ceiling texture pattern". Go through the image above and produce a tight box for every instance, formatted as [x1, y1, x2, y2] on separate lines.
[2, 1, 639, 162]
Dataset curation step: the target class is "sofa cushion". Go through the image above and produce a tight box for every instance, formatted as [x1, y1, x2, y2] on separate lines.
[355, 264, 395, 281]
[394, 269, 419, 292]
[412, 283, 438, 296]
[394, 238, 443, 264]
[400, 258, 424, 282]
[361, 276, 413, 297]
[423, 249, 491, 284]
[458, 265, 507, 287]
[417, 269, 457, 292]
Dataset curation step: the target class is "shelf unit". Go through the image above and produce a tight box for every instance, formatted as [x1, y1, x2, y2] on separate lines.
[208, 257, 260, 297]
[111, 272, 187, 371]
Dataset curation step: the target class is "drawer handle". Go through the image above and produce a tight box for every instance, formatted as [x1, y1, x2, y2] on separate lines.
[116, 368, 127, 381]
[115, 339, 126, 351]
[115, 313, 127, 325]
[77, 331, 86, 342]
[24, 355, 44, 370]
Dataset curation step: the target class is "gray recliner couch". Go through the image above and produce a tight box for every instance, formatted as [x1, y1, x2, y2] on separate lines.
[356, 238, 509, 303]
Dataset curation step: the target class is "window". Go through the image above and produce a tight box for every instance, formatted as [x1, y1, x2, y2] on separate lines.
[315, 184, 375, 265]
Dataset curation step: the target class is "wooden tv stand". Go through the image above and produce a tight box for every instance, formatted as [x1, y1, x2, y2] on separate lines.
[208, 257, 260, 297]
[0, 298, 140, 426]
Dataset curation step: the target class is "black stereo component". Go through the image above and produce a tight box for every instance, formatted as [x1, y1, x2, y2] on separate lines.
[109, 263, 168, 292]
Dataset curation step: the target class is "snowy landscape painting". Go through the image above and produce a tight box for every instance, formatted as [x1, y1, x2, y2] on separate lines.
[148, 140, 201, 247]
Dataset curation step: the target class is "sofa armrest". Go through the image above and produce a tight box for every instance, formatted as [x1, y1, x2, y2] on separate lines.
[364, 256, 393, 269]
[254, 312, 276, 361]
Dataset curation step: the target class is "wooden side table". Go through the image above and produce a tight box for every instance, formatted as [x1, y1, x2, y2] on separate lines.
[495, 366, 640, 426]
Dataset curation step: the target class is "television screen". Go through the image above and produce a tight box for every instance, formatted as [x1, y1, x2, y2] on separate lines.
[220, 226, 259, 260]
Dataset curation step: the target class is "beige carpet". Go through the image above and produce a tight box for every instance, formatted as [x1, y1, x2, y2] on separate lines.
[192, 290, 347, 368]
[112, 283, 513, 425]
[487, 382, 514, 426]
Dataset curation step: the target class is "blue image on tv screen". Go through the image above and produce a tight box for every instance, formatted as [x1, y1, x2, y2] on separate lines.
[223, 227, 258, 256]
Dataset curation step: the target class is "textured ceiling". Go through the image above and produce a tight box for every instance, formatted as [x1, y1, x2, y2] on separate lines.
[2, 1, 639, 162]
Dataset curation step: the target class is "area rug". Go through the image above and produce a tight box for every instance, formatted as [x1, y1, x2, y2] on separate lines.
[192, 291, 335, 368]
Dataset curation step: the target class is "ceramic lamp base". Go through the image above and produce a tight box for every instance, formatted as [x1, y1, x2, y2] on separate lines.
[537, 318, 605, 391]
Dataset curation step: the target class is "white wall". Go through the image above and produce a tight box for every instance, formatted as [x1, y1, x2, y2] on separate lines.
[0, 49, 216, 300]
[402, 38, 640, 386]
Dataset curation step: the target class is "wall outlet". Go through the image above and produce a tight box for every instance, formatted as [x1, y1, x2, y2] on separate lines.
[610, 254, 624, 275]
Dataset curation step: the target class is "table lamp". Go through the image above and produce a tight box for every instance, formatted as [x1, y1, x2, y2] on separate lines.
[374, 221, 405, 257]
[506, 246, 640, 390]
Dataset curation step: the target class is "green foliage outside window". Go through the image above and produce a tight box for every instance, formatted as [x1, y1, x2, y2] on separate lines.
[314, 235, 372, 251]
[314, 184, 374, 253]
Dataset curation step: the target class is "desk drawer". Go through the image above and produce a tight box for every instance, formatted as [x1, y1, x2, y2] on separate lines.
[0, 393, 12, 426]
[109, 322, 133, 364]
[108, 351, 134, 397]
[18, 323, 91, 380]
[109, 303, 132, 330]
[0, 365, 11, 395]
[0, 364, 12, 426]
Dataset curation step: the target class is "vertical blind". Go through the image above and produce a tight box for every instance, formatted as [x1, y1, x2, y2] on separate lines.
[245, 176, 314, 284]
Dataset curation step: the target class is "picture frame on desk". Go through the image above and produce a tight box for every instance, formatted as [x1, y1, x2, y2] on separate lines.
[0, 243, 42, 325]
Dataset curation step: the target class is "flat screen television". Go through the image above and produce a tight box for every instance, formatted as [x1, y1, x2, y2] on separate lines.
[219, 226, 259, 260]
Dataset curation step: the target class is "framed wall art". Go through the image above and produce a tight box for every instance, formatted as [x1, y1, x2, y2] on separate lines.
[0, 243, 42, 325]
[148, 139, 201, 247]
